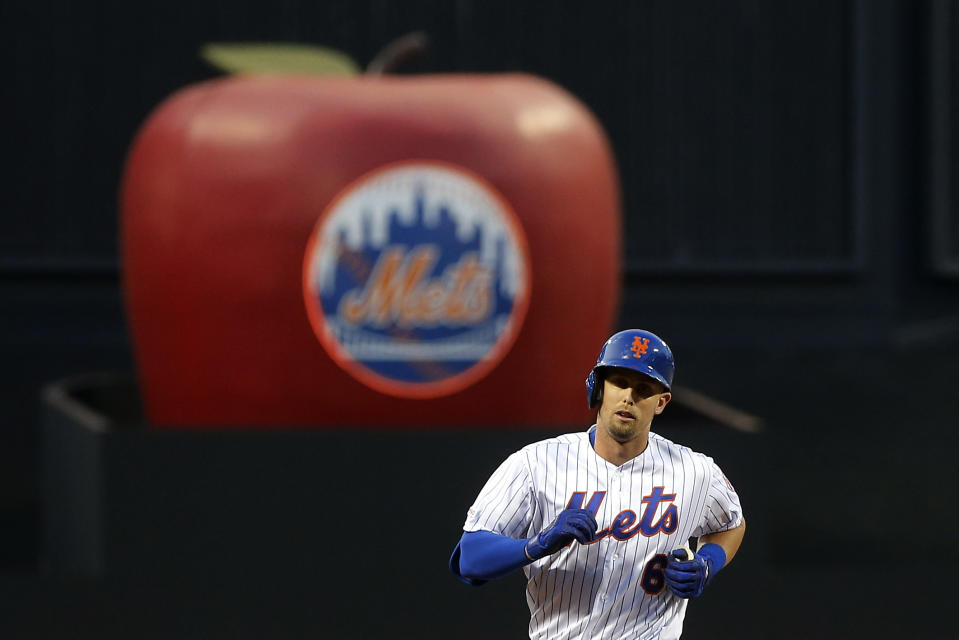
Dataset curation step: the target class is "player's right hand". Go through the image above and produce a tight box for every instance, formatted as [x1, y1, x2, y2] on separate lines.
[525, 509, 598, 560]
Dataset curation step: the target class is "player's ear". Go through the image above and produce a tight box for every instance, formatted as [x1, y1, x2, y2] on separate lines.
[654, 392, 671, 414]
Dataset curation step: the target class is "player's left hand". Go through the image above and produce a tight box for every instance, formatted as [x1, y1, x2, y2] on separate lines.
[664, 547, 715, 599]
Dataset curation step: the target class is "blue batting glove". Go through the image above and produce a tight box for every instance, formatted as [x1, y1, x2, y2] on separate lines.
[524, 509, 598, 560]
[664, 543, 727, 599]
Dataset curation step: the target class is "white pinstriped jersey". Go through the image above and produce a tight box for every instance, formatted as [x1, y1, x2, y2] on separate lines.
[462, 425, 743, 640]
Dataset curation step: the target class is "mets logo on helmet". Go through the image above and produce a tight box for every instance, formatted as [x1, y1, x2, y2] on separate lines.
[631, 336, 649, 358]
[302, 160, 531, 399]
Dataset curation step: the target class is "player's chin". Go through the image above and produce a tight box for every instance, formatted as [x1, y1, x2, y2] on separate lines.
[605, 423, 638, 443]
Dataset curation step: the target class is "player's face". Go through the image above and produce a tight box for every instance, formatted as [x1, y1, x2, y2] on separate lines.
[597, 369, 671, 444]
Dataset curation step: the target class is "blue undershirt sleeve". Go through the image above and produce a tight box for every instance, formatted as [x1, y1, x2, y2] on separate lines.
[449, 530, 533, 586]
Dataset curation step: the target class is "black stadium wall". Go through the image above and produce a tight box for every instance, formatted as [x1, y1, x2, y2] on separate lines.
[2, 1, 958, 638]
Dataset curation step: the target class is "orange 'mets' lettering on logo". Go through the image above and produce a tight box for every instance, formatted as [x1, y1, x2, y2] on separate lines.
[339, 248, 492, 328]
[631, 336, 649, 358]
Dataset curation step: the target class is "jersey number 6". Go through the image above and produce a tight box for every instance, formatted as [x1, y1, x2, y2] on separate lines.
[640, 553, 668, 594]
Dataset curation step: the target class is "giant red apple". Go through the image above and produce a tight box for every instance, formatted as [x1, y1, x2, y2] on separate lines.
[121, 73, 621, 427]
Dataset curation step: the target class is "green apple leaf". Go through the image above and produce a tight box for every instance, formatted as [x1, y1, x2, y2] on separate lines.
[200, 43, 360, 76]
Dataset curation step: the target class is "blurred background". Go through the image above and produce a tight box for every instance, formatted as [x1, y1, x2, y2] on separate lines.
[2, 0, 958, 638]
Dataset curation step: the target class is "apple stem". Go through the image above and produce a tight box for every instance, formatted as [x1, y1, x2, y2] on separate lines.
[366, 31, 430, 75]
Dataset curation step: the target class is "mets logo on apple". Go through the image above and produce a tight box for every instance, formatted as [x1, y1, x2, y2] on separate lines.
[302, 161, 531, 398]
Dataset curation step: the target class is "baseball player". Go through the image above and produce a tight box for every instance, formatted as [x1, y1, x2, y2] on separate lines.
[449, 329, 745, 640]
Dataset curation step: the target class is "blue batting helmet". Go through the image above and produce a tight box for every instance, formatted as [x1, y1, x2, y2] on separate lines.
[585, 329, 675, 408]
